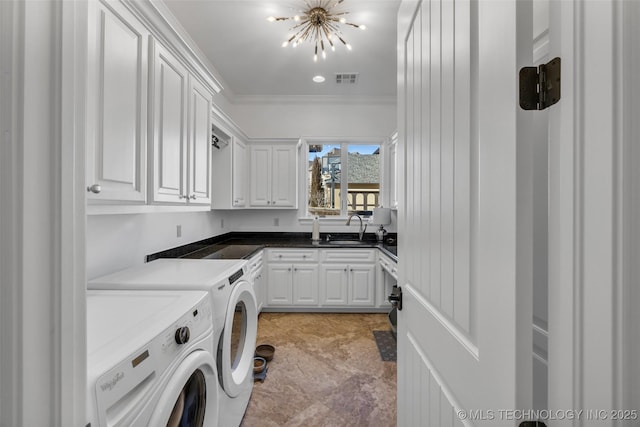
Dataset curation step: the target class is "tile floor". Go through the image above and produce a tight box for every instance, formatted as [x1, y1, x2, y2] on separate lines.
[240, 312, 397, 427]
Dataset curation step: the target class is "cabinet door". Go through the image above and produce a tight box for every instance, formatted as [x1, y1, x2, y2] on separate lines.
[320, 265, 349, 306]
[249, 145, 271, 207]
[86, 0, 148, 203]
[271, 145, 297, 207]
[253, 265, 265, 312]
[349, 264, 375, 306]
[187, 77, 212, 204]
[292, 264, 319, 305]
[232, 139, 247, 207]
[266, 264, 292, 305]
[151, 41, 188, 203]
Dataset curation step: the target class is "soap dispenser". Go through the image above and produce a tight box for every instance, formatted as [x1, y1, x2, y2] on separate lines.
[311, 216, 320, 242]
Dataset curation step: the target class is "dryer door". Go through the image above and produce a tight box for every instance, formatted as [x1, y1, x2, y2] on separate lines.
[148, 350, 218, 427]
[219, 279, 258, 397]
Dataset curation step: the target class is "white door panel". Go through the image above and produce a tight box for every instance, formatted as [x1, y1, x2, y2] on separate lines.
[397, 0, 533, 424]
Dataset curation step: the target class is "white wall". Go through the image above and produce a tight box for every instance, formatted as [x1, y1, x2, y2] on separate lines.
[87, 211, 223, 279]
[227, 99, 396, 139]
[217, 209, 398, 234]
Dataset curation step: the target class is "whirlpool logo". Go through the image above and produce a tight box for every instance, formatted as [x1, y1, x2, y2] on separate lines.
[100, 372, 124, 392]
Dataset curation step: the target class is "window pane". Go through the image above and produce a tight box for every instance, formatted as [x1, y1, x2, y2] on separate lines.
[307, 142, 380, 217]
[308, 144, 341, 216]
[346, 144, 380, 215]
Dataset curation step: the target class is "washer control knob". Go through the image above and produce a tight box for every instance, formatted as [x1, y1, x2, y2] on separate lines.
[174, 326, 190, 345]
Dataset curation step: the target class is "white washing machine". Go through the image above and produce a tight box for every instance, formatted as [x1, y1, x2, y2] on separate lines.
[86, 289, 218, 427]
[89, 259, 258, 427]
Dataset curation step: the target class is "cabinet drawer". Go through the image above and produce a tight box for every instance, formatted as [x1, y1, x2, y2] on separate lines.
[268, 249, 318, 262]
[320, 249, 376, 263]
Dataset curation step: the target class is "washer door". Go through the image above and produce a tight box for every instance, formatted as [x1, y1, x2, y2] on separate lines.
[218, 279, 258, 397]
[148, 350, 218, 427]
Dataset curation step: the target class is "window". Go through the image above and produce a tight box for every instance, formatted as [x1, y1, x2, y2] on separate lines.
[307, 141, 381, 217]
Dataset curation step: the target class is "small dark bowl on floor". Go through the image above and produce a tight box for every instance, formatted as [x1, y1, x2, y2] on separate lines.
[255, 344, 275, 361]
[253, 357, 267, 374]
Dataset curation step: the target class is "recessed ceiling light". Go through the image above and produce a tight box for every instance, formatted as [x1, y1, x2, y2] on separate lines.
[313, 75, 326, 83]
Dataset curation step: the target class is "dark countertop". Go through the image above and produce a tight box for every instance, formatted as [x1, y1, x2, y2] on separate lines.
[147, 232, 398, 263]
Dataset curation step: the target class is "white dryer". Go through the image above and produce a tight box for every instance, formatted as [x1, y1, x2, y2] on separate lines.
[89, 259, 258, 427]
[86, 289, 218, 427]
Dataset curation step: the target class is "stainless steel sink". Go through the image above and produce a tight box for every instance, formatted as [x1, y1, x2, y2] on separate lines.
[327, 240, 374, 245]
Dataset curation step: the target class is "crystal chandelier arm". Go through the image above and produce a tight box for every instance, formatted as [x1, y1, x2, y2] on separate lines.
[270, 0, 363, 60]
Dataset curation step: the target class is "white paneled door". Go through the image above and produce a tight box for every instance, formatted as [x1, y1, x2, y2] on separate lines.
[397, 0, 535, 425]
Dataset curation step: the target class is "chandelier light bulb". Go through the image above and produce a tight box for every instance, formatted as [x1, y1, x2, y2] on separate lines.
[268, 0, 365, 61]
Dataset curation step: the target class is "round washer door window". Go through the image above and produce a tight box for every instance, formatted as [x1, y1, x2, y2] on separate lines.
[167, 370, 205, 427]
[148, 351, 218, 427]
[219, 280, 258, 397]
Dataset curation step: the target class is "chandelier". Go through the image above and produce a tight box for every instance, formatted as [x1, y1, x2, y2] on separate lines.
[267, 0, 366, 62]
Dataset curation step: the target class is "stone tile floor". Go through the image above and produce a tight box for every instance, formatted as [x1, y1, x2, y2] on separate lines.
[240, 312, 397, 427]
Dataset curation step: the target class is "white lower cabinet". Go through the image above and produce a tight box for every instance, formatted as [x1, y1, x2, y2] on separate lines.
[319, 263, 375, 307]
[264, 248, 378, 310]
[266, 249, 319, 307]
[248, 251, 264, 312]
[267, 263, 318, 306]
[320, 265, 349, 305]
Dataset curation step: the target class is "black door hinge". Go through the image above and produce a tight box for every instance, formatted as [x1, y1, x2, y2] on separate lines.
[388, 286, 403, 311]
[519, 57, 561, 110]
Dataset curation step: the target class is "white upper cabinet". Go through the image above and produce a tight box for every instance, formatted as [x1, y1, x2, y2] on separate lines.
[249, 143, 297, 208]
[86, 0, 221, 212]
[232, 139, 247, 207]
[149, 41, 213, 205]
[150, 41, 188, 203]
[211, 131, 247, 209]
[86, 0, 148, 203]
[187, 77, 212, 204]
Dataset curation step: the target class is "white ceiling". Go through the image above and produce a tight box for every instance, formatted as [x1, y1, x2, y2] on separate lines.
[162, 0, 401, 101]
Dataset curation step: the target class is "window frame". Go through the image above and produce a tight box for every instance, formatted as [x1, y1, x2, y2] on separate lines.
[301, 137, 388, 220]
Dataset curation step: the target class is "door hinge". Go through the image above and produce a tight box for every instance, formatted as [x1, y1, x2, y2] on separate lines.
[388, 285, 403, 311]
[519, 57, 561, 110]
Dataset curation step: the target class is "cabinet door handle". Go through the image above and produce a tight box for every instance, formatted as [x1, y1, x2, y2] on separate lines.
[86, 184, 101, 194]
[267, 201, 271, 205]
[272, 200, 276, 205]
[189, 194, 197, 200]
[288, 268, 292, 272]
[178, 194, 186, 199]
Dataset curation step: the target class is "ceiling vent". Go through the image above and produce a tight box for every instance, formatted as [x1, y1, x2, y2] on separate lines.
[335, 73, 359, 84]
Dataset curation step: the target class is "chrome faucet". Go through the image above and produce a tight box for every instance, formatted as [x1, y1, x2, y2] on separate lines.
[345, 214, 368, 241]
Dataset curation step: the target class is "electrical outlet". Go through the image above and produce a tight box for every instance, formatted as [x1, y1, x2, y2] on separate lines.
[274, 218, 279, 226]
[176, 225, 182, 238]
